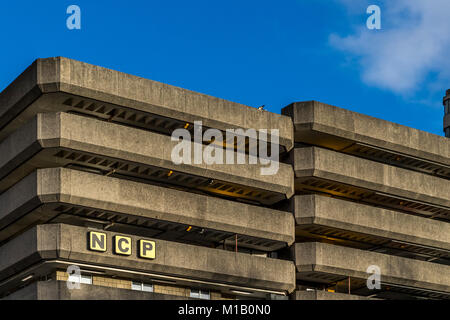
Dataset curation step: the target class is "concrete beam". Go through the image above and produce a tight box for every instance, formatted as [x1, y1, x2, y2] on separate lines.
[295, 195, 450, 251]
[0, 57, 293, 151]
[295, 242, 450, 294]
[293, 147, 450, 210]
[0, 112, 294, 203]
[283, 101, 449, 166]
[0, 224, 296, 294]
[293, 290, 376, 300]
[0, 168, 294, 247]
[2, 280, 187, 300]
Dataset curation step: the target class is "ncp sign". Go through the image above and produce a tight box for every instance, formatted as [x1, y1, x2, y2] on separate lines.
[88, 231, 156, 259]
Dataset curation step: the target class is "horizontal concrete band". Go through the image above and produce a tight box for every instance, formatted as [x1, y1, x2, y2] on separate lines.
[294, 290, 375, 300]
[283, 101, 450, 166]
[0, 168, 294, 245]
[294, 195, 450, 251]
[2, 280, 187, 300]
[294, 147, 450, 209]
[0, 112, 294, 200]
[0, 57, 293, 150]
[0, 224, 296, 293]
[295, 242, 450, 293]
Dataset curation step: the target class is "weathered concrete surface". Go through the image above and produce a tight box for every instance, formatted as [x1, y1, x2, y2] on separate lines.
[0, 224, 296, 294]
[0, 112, 294, 202]
[295, 242, 450, 294]
[0, 168, 294, 246]
[295, 195, 450, 251]
[0, 57, 293, 151]
[2, 280, 187, 300]
[293, 290, 376, 300]
[283, 101, 450, 166]
[294, 147, 450, 209]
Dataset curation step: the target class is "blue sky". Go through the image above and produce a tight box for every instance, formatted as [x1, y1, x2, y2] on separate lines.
[0, 0, 447, 136]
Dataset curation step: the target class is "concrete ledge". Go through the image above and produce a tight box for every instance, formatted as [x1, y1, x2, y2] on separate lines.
[2, 280, 187, 300]
[294, 147, 450, 209]
[293, 290, 376, 300]
[0, 224, 296, 294]
[0, 168, 294, 247]
[295, 242, 450, 294]
[0, 57, 293, 151]
[294, 195, 450, 251]
[0, 112, 294, 203]
[283, 101, 449, 166]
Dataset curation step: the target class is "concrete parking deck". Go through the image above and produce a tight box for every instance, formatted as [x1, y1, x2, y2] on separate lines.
[0, 57, 293, 151]
[294, 147, 450, 218]
[295, 242, 450, 295]
[0, 112, 294, 204]
[283, 101, 450, 179]
[294, 195, 450, 252]
[0, 168, 294, 249]
[283, 100, 449, 165]
[0, 224, 296, 296]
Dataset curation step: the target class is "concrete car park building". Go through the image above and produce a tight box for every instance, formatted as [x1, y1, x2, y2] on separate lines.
[0, 57, 448, 300]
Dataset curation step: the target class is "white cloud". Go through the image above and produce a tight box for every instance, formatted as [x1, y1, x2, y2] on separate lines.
[331, 0, 450, 94]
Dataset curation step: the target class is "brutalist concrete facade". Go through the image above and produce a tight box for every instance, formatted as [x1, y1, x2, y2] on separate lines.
[283, 101, 449, 300]
[0, 57, 448, 300]
[0, 57, 296, 300]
